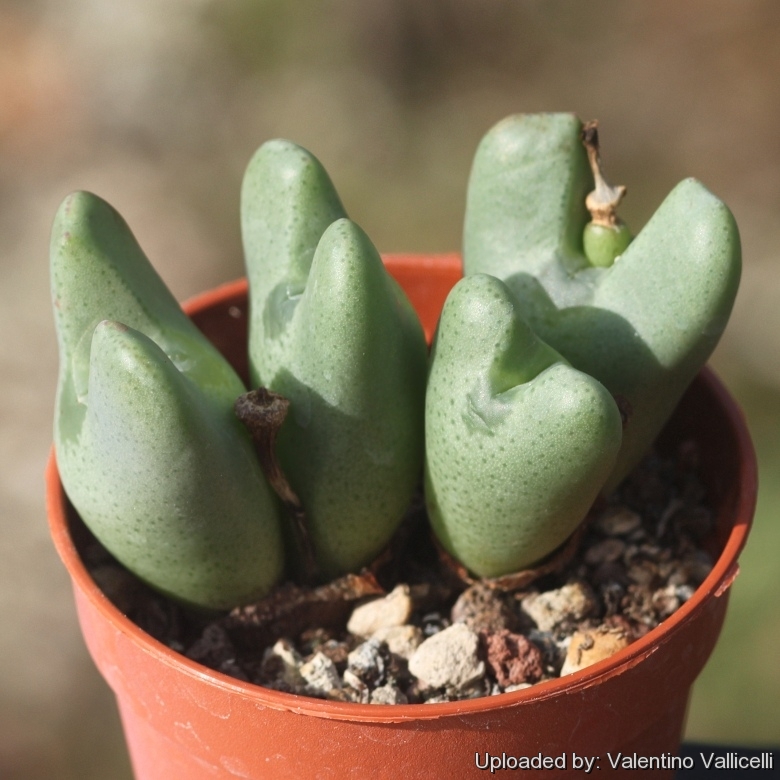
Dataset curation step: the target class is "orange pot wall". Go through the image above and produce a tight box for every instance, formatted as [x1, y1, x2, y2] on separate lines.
[46, 255, 756, 780]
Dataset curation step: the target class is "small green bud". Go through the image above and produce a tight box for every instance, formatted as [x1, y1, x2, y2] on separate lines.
[583, 220, 632, 268]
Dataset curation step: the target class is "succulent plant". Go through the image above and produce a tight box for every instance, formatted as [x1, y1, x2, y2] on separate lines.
[51, 192, 285, 609]
[461, 113, 741, 491]
[424, 273, 622, 578]
[51, 113, 741, 609]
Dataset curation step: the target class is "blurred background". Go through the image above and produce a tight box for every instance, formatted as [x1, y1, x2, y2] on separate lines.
[1, 0, 778, 776]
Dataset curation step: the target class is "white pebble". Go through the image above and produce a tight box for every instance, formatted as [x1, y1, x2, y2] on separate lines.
[371, 624, 423, 660]
[347, 584, 413, 637]
[408, 623, 485, 690]
[264, 639, 304, 688]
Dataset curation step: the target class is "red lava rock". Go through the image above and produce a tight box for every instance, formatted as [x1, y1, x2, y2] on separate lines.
[484, 630, 544, 688]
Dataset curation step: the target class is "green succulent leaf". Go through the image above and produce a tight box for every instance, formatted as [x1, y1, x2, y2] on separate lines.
[463, 113, 741, 488]
[51, 191, 284, 609]
[242, 144, 427, 579]
[68, 321, 284, 608]
[425, 274, 623, 577]
[51, 192, 243, 409]
[241, 139, 348, 388]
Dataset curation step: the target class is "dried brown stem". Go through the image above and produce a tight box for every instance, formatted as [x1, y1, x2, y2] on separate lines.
[582, 120, 626, 227]
[234, 388, 319, 584]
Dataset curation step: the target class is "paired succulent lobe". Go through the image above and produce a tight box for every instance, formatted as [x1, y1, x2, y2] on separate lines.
[463, 113, 741, 488]
[51, 192, 284, 609]
[425, 274, 623, 577]
[242, 141, 427, 579]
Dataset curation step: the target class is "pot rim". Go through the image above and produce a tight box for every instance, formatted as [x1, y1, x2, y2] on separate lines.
[45, 255, 757, 724]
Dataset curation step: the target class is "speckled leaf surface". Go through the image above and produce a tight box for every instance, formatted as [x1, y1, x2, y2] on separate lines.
[425, 274, 622, 577]
[242, 145, 427, 578]
[241, 139, 347, 389]
[51, 192, 284, 609]
[464, 114, 741, 488]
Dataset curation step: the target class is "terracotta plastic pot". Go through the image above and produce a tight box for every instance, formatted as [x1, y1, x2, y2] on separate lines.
[46, 254, 757, 779]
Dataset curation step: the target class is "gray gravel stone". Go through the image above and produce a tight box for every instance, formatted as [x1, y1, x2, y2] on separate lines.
[370, 684, 408, 705]
[584, 538, 626, 566]
[340, 674, 370, 703]
[420, 611, 450, 637]
[450, 582, 518, 632]
[521, 582, 597, 633]
[300, 652, 341, 695]
[651, 584, 681, 619]
[346, 638, 386, 687]
[627, 561, 657, 586]
[408, 623, 485, 690]
[681, 551, 714, 584]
